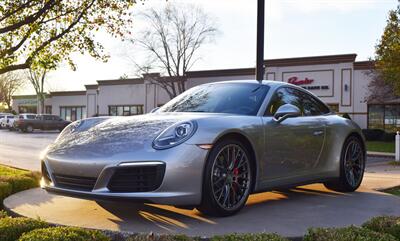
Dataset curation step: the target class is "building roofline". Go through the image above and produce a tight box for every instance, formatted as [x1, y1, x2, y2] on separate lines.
[354, 60, 375, 70]
[186, 68, 255, 78]
[50, 91, 86, 96]
[12, 95, 39, 100]
[264, 53, 357, 67]
[85, 84, 98, 90]
[97, 78, 144, 86]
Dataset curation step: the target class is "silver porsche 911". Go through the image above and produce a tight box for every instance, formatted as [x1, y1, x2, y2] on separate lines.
[41, 80, 366, 216]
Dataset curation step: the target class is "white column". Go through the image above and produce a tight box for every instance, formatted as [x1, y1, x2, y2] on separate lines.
[396, 131, 400, 162]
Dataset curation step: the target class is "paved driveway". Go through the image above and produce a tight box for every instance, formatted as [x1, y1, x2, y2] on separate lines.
[0, 129, 58, 170]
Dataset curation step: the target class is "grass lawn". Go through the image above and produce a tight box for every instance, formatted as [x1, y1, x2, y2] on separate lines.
[366, 141, 395, 153]
[384, 186, 400, 196]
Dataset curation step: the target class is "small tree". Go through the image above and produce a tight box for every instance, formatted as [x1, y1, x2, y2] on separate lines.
[0, 0, 137, 75]
[27, 67, 48, 114]
[366, 69, 397, 103]
[132, 3, 218, 99]
[0, 72, 25, 111]
[374, 2, 400, 95]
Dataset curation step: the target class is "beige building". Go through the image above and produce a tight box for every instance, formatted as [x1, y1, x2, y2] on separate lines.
[13, 54, 387, 130]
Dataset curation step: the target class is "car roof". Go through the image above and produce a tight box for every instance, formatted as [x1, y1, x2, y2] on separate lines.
[201, 80, 292, 88]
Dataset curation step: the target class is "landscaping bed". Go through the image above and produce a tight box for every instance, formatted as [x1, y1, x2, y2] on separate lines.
[384, 186, 400, 196]
[0, 165, 40, 208]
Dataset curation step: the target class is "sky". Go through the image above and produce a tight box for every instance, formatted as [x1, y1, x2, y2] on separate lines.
[19, 0, 398, 94]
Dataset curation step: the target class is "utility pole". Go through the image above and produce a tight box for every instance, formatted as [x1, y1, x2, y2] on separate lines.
[256, 0, 265, 82]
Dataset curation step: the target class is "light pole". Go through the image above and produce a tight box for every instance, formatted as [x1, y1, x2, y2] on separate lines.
[256, 0, 265, 82]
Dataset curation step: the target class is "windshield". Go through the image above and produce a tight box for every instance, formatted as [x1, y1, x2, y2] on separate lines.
[158, 83, 270, 115]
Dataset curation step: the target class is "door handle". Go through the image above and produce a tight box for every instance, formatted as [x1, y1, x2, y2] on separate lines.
[313, 130, 324, 136]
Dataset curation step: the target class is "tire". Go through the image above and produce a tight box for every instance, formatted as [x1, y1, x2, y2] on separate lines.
[26, 125, 34, 133]
[197, 138, 253, 217]
[324, 136, 365, 192]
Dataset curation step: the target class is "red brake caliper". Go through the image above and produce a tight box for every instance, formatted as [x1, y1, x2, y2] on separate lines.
[232, 162, 239, 192]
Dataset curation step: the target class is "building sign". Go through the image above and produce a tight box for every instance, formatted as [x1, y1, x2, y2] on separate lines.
[16, 99, 37, 106]
[282, 70, 334, 97]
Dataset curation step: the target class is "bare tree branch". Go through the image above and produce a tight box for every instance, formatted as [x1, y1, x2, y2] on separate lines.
[131, 3, 218, 99]
[0, 72, 25, 111]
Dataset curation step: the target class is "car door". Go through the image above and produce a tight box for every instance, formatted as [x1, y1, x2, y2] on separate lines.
[43, 115, 54, 130]
[262, 87, 327, 179]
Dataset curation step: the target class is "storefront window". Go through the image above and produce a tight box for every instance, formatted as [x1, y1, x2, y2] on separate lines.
[60, 106, 86, 121]
[18, 106, 37, 114]
[108, 105, 144, 116]
[368, 104, 400, 132]
[384, 105, 400, 132]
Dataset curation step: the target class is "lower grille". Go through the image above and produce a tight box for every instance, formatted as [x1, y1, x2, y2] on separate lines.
[54, 174, 97, 191]
[108, 164, 165, 193]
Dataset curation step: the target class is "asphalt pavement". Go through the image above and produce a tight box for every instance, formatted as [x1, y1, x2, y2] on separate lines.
[0, 129, 59, 170]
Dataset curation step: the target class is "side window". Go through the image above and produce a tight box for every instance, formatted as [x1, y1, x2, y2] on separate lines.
[299, 91, 330, 116]
[266, 87, 303, 116]
[266, 87, 330, 116]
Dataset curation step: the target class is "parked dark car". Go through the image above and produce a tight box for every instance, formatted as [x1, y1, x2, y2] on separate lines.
[15, 114, 71, 132]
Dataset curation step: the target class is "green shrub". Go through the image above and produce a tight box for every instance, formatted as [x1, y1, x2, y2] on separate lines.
[0, 182, 12, 202]
[0, 210, 8, 219]
[362, 216, 400, 240]
[18, 227, 110, 241]
[0, 217, 49, 241]
[0, 176, 38, 194]
[210, 233, 289, 241]
[303, 226, 397, 241]
[126, 234, 196, 241]
[0, 165, 40, 203]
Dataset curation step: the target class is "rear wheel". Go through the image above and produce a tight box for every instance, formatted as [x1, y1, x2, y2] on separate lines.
[197, 139, 253, 217]
[324, 136, 365, 192]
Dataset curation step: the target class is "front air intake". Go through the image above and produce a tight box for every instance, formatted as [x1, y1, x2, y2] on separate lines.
[107, 164, 165, 193]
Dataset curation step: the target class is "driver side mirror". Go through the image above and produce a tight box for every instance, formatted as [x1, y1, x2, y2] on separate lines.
[274, 104, 301, 123]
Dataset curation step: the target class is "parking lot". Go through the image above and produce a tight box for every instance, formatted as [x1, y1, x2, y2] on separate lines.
[0, 129, 58, 171]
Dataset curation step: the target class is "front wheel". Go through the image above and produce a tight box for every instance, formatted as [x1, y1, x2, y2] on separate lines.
[25, 125, 34, 133]
[324, 136, 365, 192]
[197, 139, 253, 217]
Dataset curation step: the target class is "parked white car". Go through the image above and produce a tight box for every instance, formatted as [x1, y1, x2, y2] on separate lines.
[1, 115, 15, 129]
[0, 114, 14, 129]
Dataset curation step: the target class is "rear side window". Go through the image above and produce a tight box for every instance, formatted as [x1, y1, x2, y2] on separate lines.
[26, 115, 36, 119]
[266, 87, 330, 116]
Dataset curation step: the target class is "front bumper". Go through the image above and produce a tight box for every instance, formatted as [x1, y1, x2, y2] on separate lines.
[42, 144, 208, 205]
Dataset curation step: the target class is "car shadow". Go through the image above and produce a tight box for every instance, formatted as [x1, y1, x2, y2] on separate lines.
[6, 184, 400, 237]
[94, 183, 400, 235]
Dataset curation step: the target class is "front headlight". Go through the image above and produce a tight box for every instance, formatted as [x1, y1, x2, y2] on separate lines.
[153, 121, 198, 150]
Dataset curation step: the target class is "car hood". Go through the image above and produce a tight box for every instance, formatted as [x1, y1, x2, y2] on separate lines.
[45, 113, 216, 159]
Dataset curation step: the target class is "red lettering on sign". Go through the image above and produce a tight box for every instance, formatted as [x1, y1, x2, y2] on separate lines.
[288, 76, 314, 85]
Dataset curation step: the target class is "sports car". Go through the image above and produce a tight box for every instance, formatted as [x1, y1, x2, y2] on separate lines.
[41, 80, 366, 216]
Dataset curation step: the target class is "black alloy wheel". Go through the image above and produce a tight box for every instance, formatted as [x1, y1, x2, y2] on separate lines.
[198, 139, 252, 216]
[324, 136, 365, 192]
